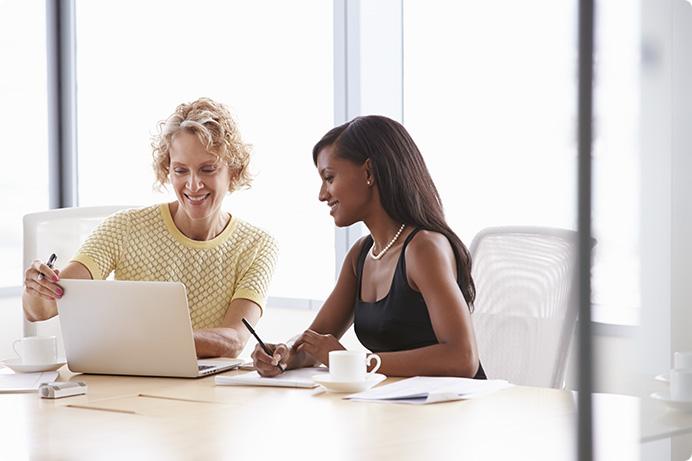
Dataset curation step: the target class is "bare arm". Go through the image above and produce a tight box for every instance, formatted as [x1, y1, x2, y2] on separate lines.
[22, 261, 92, 322]
[194, 298, 261, 358]
[252, 238, 366, 375]
[372, 231, 480, 377]
[305, 238, 364, 337]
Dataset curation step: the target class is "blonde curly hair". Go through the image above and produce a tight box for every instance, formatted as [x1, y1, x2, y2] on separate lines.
[152, 97, 252, 192]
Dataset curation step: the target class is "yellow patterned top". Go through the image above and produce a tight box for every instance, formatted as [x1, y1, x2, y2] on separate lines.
[72, 204, 278, 329]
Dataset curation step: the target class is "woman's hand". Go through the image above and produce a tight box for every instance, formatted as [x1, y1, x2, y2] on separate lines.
[294, 330, 346, 366]
[23, 260, 62, 301]
[251, 343, 290, 377]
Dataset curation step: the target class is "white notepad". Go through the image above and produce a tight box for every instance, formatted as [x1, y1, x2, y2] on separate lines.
[345, 376, 513, 404]
[215, 367, 327, 388]
[0, 371, 59, 393]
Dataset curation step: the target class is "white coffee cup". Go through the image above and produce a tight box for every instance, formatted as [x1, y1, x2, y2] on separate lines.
[328, 350, 381, 382]
[12, 336, 57, 365]
[674, 351, 692, 370]
[670, 369, 692, 402]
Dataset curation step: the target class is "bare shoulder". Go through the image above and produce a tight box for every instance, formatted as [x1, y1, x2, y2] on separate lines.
[406, 230, 455, 263]
[345, 235, 371, 273]
[404, 230, 457, 291]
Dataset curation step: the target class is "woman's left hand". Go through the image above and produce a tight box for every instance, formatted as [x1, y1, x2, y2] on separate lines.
[294, 329, 345, 366]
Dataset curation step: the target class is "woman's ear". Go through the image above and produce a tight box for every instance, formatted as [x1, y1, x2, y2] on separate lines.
[364, 159, 374, 186]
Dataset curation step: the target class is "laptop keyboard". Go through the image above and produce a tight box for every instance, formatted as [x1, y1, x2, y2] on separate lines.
[198, 365, 215, 371]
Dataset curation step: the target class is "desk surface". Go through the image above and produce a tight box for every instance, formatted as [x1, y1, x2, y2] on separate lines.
[0, 367, 689, 460]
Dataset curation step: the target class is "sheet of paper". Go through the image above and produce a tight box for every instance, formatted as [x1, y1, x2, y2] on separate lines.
[345, 376, 513, 404]
[0, 371, 59, 393]
[215, 367, 327, 388]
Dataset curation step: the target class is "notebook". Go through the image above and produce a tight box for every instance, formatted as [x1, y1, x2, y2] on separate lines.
[0, 370, 59, 393]
[345, 376, 513, 404]
[215, 367, 328, 388]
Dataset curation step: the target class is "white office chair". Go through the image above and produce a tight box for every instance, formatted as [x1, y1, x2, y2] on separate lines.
[470, 226, 579, 388]
[22, 206, 133, 350]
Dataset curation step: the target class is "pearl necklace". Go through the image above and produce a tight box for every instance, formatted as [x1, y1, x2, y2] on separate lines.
[369, 224, 406, 260]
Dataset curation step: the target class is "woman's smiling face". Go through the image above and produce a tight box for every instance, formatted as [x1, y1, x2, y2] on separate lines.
[316, 145, 372, 227]
[168, 130, 231, 222]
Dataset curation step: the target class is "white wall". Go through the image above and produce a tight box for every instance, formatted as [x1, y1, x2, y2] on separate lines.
[670, 0, 692, 363]
[638, 0, 692, 377]
[565, 326, 639, 395]
[637, 0, 673, 378]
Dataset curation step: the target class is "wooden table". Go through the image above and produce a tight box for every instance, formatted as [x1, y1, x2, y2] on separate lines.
[0, 367, 688, 460]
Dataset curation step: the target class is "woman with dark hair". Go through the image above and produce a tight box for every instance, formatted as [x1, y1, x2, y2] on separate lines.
[252, 115, 485, 378]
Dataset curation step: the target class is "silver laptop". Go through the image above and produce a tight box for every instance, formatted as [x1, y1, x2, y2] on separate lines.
[56, 279, 242, 378]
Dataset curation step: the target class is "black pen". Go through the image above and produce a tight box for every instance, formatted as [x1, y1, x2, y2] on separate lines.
[37, 253, 57, 281]
[242, 318, 286, 371]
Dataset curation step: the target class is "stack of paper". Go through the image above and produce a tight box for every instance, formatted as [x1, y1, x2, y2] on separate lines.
[215, 367, 327, 388]
[0, 371, 59, 393]
[345, 376, 513, 404]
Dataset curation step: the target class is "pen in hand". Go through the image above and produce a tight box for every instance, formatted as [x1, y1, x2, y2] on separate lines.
[37, 253, 57, 281]
[242, 318, 286, 371]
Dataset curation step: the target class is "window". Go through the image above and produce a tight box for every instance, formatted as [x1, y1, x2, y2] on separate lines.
[75, 0, 335, 301]
[591, 0, 640, 324]
[403, 0, 577, 251]
[4, 1, 640, 316]
[403, 0, 640, 324]
[0, 1, 49, 288]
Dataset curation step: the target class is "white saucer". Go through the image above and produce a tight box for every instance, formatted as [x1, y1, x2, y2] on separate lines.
[312, 373, 386, 393]
[1, 358, 66, 373]
[650, 391, 692, 412]
[654, 372, 670, 384]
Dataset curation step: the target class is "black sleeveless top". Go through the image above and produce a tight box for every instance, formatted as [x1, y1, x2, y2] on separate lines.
[353, 229, 486, 380]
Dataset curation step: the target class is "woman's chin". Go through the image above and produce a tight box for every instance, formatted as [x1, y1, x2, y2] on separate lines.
[180, 201, 215, 220]
[333, 215, 356, 228]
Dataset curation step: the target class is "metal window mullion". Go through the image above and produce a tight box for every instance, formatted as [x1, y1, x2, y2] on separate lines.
[46, 0, 78, 210]
[577, 0, 595, 459]
[28, 0, 79, 337]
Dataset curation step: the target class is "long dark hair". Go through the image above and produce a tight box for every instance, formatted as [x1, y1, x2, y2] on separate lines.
[312, 115, 476, 309]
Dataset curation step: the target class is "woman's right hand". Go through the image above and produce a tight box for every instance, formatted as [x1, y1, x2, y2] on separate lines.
[23, 260, 62, 301]
[251, 343, 290, 377]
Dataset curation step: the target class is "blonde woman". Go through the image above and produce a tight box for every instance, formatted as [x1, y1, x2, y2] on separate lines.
[23, 98, 278, 358]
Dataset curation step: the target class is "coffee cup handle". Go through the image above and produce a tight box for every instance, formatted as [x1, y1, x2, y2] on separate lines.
[12, 339, 21, 359]
[366, 354, 381, 375]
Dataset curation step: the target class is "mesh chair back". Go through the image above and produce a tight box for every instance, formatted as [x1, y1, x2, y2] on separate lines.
[470, 226, 578, 388]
